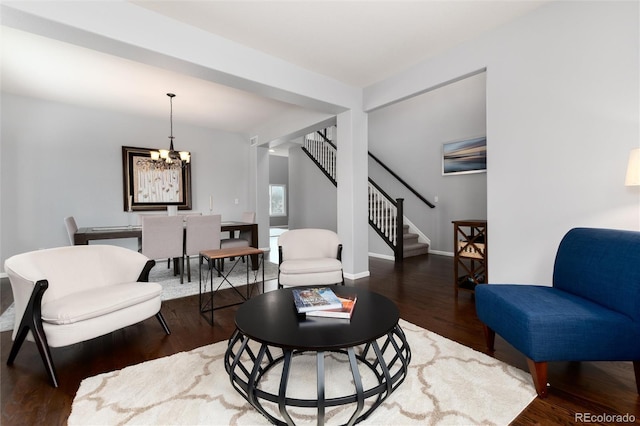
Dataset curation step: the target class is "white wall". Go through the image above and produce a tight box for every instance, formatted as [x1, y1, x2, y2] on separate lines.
[368, 72, 487, 255]
[365, 1, 640, 284]
[1, 93, 252, 266]
[287, 146, 337, 232]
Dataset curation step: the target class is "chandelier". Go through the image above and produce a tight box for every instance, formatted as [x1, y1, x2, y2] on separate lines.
[150, 93, 190, 168]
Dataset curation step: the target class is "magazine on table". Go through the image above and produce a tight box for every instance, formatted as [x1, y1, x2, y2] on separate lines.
[306, 294, 357, 319]
[292, 287, 343, 313]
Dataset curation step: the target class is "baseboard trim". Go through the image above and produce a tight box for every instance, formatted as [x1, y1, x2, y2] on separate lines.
[344, 270, 370, 281]
[369, 251, 454, 260]
[429, 250, 454, 257]
[368, 252, 395, 261]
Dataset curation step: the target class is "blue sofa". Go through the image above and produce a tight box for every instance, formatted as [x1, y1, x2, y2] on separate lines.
[476, 227, 640, 398]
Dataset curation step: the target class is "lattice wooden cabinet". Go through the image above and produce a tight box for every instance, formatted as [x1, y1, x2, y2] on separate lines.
[453, 220, 487, 297]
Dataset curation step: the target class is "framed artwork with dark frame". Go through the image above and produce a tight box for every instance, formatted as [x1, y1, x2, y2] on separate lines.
[122, 146, 192, 211]
[442, 136, 487, 176]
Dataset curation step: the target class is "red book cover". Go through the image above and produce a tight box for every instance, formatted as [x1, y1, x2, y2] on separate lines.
[305, 294, 357, 319]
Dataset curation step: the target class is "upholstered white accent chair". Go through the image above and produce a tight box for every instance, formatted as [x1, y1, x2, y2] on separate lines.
[141, 215, 184, 283]
[4, 245, 170, 387]
[277, 228, 344, 288]
[184, 214, 221, 282]
[64, 216, 78, 245]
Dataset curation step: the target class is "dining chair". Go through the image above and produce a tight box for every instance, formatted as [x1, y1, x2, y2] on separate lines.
[221, 212, 255, 248]
[63, 216, 78, 245]
[175, 213, 203, 269]
[139, 213, 201, 268]
[220, 212, 255, 269]
[141, 215, 185, 283]
[184, 214, 222, 282]
[180, 212, 202, 220]
[137, 214, 166, 260]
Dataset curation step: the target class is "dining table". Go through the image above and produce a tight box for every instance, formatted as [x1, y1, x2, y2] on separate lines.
[74, 221, 260, 269]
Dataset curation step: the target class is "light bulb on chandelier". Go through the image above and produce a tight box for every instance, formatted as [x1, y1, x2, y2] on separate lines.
[149, 93, 190, 168]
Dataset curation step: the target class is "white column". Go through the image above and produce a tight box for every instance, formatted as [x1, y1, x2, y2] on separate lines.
[337, 109, 370, 279]
[251, 143, 271, 250]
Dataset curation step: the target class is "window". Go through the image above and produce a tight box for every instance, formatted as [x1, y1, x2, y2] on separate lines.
[269, 184, 287, 216]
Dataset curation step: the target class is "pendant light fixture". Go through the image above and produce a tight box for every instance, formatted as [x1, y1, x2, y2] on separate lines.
[150, 93, 190, 168]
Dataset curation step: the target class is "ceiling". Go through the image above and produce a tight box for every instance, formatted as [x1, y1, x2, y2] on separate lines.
[133, 1, 547, 88]
[1, 1, 548, 149]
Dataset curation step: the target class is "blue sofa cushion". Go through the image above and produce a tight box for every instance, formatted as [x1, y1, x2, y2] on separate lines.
[476, 284, 640, 362]
[553, 228, 640, 322]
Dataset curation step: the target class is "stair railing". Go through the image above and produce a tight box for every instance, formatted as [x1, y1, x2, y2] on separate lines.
[368, 179, 404, 262]
[369, 151, 435, 209]
[302, 129, 337, 186]
[302, 127, 408, 262]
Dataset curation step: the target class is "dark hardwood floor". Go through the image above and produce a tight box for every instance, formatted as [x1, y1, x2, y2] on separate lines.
[2, 254, 638, 425]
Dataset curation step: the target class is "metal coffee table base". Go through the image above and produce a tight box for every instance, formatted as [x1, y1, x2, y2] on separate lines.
[224, 323, 411, 426]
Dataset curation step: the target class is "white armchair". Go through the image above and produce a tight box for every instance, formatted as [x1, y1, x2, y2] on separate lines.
[277, 228, 344, 288]
[4, 245, 170, 387]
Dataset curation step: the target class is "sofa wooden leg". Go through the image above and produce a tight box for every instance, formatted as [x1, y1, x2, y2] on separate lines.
[7, 280, 59, 388]
[9, 322, 59, 388]
[526, 358, 548, 398]
[633, 361, 640, 394]
[7, 324, 28, 366]
[482, 324, 495, 352]
[31, 317, 58, 388]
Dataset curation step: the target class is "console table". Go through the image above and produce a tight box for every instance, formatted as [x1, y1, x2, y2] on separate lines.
[224, 287, 411, 425]
[199, 247, 264, 325]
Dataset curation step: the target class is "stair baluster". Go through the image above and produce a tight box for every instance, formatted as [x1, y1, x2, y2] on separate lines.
[302, 126, 425, 262]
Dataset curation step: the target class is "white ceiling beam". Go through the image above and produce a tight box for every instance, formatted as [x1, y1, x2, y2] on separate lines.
[1, 2, 361, 114]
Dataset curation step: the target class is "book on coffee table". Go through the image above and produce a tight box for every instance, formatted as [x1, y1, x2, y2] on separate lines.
[306, 294, 357, 319]
[292, 287, 343, 313]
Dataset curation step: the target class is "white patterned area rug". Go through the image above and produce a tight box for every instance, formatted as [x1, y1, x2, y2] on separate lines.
[0, 258, 278, 332]
[68, 319, 536, 425]
[147, 257, 278, 302]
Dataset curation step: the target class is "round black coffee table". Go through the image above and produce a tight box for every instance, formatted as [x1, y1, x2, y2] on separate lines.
[224, 286, 411, 426]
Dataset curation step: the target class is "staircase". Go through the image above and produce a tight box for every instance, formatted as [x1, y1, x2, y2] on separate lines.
[303, 127, 430, 261]
[402, 225, 430, 258]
